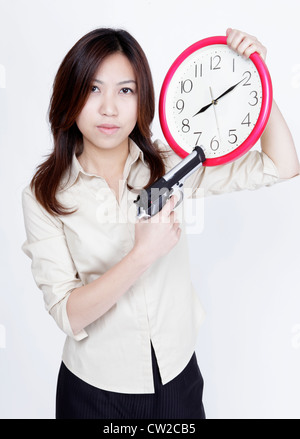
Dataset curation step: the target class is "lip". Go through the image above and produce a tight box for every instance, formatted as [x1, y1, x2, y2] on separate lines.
[96, 124, 120, 135]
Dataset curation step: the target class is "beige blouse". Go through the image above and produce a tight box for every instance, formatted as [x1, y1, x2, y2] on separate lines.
[21, 139, 278, 393]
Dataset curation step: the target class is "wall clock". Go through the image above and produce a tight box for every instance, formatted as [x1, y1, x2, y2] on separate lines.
[159, 36, 273, 166]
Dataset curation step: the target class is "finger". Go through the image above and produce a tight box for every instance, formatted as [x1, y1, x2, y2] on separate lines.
[175, 224, 182, 239]
[236, 36, 254, 55]
[226, 28, 244, 49]
[244, 44, 267, 61]
[226, 28, 233, 37]
[160, 195, 178, 218]
[173, 219, 181, 231]
[231, 35, 247, 52]
[243, 43, 259, 58]
[165, 210, 175, 225]
[227, 29, 256, 53]
[171, 193, 180, 205]
[167, 210, 179, 227]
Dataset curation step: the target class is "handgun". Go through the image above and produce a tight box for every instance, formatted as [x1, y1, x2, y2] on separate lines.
[134, 146, 206, 220]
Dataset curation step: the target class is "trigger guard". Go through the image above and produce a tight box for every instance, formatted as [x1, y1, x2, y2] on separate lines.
[172, 187, 184, 210]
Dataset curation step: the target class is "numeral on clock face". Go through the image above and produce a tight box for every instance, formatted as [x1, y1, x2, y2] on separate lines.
[176, 99, 185, 113]
[180, 79, 193, 94]
[194, 63, 203, 78]
[210, 55, 221, 70]
[165, 44, 263, 158]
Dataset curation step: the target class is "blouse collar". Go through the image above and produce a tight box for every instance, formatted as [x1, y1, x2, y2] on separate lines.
[58, 139, 145, 192]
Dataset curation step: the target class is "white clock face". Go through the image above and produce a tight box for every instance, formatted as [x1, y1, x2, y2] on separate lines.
[164, 44, 263, 158]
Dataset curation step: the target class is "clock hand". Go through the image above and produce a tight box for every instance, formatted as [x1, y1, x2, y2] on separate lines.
[209, 86, 222, 144]
[193, 101, 213, 117]
[193, 77, 244, 117]
[214, 77, 245, 102]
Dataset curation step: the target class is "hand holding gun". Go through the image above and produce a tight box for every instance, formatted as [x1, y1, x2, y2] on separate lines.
[134, 146, 206, 219]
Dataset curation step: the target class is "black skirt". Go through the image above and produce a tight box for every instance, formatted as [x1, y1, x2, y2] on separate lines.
[56, 344, 205, 419]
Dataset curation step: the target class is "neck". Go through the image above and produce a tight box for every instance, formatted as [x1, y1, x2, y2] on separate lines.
[78, 139, 130, 180]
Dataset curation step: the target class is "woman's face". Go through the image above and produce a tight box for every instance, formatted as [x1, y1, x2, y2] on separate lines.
[76, 52, 138, 154]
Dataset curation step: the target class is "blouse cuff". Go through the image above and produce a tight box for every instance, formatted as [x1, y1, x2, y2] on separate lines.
[261, 152, 280, 178]
[49, 291, 88, 341]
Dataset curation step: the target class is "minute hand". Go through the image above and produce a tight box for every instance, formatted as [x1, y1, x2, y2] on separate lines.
[214, 77, 245, 102]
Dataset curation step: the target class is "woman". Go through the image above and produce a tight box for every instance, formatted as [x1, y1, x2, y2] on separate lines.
[22, 27, 299, 419]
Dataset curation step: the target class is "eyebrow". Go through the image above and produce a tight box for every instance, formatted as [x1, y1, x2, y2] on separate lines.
[93, 79, 137, 86]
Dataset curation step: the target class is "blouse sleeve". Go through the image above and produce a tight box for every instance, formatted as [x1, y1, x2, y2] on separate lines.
[21, 185, 88, 341]
[187, 149, 280, 198]
[154, 139, 279, 197]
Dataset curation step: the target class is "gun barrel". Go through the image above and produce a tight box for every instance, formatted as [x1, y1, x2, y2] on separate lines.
[164, 146, 206, 185]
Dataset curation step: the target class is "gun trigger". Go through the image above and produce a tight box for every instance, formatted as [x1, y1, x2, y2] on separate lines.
[171, 187, 184, 210]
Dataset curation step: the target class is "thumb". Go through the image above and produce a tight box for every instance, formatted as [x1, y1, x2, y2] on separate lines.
[226, 28, 233, 36]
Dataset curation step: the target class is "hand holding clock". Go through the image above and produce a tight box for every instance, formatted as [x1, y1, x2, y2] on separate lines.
[226, 28, 267, 61]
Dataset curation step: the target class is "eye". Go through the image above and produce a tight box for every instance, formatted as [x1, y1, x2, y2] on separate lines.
[120, 87, 134, 95]
[91, 85, 100, 93]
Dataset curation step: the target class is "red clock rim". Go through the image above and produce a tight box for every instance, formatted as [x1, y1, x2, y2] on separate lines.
[158, 36, 273, 166]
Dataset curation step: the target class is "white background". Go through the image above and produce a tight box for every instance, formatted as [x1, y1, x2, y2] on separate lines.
[0, 0, 299, 419]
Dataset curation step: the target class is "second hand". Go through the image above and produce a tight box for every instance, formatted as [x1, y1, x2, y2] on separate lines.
[209, 86, 222, 145]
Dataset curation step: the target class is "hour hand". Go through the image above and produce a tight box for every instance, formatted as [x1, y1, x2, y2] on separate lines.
[193, 102, 213, 117]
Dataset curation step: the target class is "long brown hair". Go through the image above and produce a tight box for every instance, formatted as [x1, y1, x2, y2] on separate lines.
[30, 28, 166, 216]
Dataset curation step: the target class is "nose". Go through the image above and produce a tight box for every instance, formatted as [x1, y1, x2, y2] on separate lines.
[99, 92, 118, 117]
